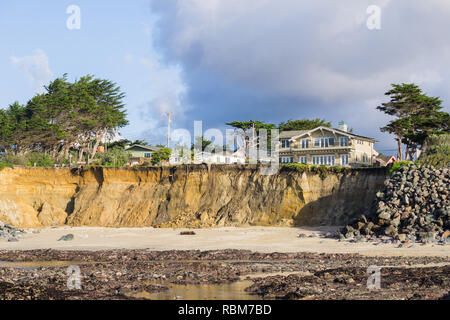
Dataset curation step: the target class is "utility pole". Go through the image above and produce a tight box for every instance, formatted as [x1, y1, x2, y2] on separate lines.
[166, 112, 172, 148]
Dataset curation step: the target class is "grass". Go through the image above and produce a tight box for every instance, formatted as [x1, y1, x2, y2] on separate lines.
[0, 162, 13, 170]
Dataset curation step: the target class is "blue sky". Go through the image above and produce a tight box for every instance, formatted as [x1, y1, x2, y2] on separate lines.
[1, 0, 449, 154]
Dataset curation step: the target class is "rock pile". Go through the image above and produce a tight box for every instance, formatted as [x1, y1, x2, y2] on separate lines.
[341, 165, 450, 243]
[0, 221, 25, 242]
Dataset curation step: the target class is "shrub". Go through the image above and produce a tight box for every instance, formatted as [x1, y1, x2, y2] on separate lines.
[389, 161, 415, 175]
[280, 163, 309, 173]
[26, 152, 54, 167]
[280, 163, 350, 179]
[418, 134, 450, 168]
[151, 148, 172, 165]
[1, 153, 27, 166]
[0, 162, 13, 170]
[96, 148, 130, 167]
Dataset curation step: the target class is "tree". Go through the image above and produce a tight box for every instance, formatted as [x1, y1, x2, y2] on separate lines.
[377, 83, 450, 160]
[96, 147, 130, 167]
[278, 119, 331, 131]
[191, 136, 213, 151]
[226, 120, 276, 151]
[151, 147, 172, 165]
[132, 140, 148, 146]
[106, 139, 132, 150]
[0, 74, 129, 164]
[226, 120, 276, 132]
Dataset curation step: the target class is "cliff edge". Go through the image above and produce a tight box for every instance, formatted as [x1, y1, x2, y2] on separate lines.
[0, 165, 388, 228]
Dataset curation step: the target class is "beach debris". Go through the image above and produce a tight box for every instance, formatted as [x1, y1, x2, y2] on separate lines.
[180, 231, 196, 236]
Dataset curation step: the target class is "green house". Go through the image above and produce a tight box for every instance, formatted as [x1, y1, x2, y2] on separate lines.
[125, 144, 161, 160]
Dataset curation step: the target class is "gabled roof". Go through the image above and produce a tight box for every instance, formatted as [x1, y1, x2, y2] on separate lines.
[279, 130, 309, 139]
[286, 126, 378, 142]
[125, 144, 161, 152]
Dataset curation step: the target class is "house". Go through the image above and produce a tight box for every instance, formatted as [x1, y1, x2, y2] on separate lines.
[375, 155, 396, 167]
[169, 150, 246, 165]
[278, 121, 379, 167]
[125, 144, 161, 165]
[196, 150, 246, 164]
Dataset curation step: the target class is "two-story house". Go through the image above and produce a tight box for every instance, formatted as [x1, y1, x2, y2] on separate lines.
[279, 122, 379, 167]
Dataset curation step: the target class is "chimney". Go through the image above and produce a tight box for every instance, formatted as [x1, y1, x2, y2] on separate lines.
[338, 121, 348, 132]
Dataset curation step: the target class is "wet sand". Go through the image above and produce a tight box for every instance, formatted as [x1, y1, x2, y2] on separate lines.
[1, 226, 449, 257]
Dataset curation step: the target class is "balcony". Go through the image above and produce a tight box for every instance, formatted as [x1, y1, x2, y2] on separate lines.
[279, 145, 353, 154]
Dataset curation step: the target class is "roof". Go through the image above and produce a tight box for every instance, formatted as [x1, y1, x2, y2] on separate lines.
[283, 126, 378, 142]
[279, 130, 309, 139]
[332, 128, 378, 142]
[125, 144, 161, 152]
[376, 154, 394, 162]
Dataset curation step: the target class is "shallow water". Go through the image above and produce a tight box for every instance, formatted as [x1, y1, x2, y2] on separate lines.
[127, 280, 262, 300]
[0, 260, 95, 270]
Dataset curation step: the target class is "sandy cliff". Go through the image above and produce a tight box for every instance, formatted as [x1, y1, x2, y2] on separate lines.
[0, 165, 388, 228]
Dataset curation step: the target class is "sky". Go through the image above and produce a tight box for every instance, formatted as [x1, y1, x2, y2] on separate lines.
[1, 0, 449, 154]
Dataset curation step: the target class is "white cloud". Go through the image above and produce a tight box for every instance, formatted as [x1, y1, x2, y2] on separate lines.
[10, 49, 53, 93]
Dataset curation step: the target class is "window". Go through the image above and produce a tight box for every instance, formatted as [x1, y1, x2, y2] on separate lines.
[362, 154, 369, 163]
[281, 139, 291, 148]
[312, 155, 335, 166]
[299, 156, 307, 164]
[314, 138, 320, 147]
[144, 153, 152, 158]
[329, 137, 335, 146]
[314, 137, 333, 148]
[280, 157, 294, 163]
[341, 154, 349, 165]
[301, 139, 309, 149]
[339, 137, 349, 146]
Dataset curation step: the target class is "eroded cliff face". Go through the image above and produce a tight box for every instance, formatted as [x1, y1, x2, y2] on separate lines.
[0, 165, 388, 228]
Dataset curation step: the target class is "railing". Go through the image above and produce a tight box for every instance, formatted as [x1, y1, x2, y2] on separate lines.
[279, 145, 353, 152]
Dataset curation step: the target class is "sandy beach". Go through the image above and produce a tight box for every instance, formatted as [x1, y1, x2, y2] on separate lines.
[1, 226, 449, 257]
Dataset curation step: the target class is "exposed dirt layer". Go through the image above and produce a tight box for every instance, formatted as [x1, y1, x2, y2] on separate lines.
[0, 249, 448, 300]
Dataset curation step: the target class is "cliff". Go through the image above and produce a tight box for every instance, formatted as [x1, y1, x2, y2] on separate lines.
[0, 165, 388, 228]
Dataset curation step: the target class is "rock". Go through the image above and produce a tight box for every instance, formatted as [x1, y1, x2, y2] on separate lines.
[384, 225, 398, 237]
[58, 234, 74, 241]
[341, 165, 449, 242]
[298, 233, 307, 238]
[378, 212, 391, 220]
[180, 231, 196, 236]
[8, 238, 19, 242]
